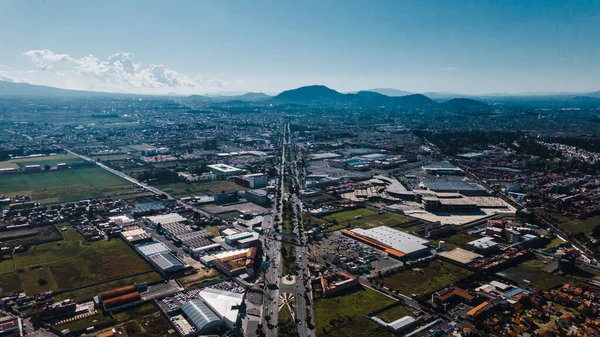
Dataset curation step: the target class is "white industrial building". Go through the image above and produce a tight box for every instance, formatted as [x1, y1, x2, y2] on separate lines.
[350, 226, 430, 258]
[181, 299, 222, 334]
[145, 213, 187, 226]
[199, 288, 244, 329]
[207, 164, 244, 176]
[466, 236, 499, 255]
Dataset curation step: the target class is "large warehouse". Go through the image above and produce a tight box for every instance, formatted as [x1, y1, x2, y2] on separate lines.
[342, 226, 430, 260]
[181, 299, 222, 334]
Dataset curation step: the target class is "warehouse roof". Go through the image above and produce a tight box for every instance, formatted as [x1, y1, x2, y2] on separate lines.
[150, 252, 185, 272]
[422, 161, 462, 170]
[425, 180, 484, 192]
[199, 288, 244, 328]
[145, 213, 187, 225]
[467, 237, 498, 250]
[207, 164, 242, 173]
[136, 241, 171, 256]
[350, 226, 429, 255]
[388, 316, 416, 331]
[181, 299, 222, 333]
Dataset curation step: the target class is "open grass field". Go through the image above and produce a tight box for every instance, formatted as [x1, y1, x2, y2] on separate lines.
[55, 312, 114, 332]
[558, 216, 600, 235]
[320, 208, 411, 232]
[121, 311, 178, 337]
[0, 167, 132, 203]
[376, 304, 413, 323]
[545, 236, 566, 249]
[54, 272, 163, 302]
[0, 224, 153, 295]
[434, 232, 479, 250]
[153, 180, 248, 197]
[0, 154, 85, 169]
[0, 225, 62, 246]
[380, 259, 473, 296]
[314, 286, 396, 337]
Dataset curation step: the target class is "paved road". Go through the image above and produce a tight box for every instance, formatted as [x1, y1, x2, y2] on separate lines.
[263, 124, 289, 337]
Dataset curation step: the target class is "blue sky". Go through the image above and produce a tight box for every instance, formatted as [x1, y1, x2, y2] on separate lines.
[1, 0, 599, 94]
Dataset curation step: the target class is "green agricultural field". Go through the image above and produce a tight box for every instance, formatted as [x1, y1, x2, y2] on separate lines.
[153, 180, 248, 197]
[314, 286, 396, 337]
[558, 216, 600, 235]
[0, 154, 85, 169]
[0, 225, 153, 296]
[0, 167, 133, 203]
[379, 259, 473, 297]
[53, 272, 163, 302]
[320, 208, 411, 231]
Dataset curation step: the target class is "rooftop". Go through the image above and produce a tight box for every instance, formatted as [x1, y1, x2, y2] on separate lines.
[349, 226, 429, 255]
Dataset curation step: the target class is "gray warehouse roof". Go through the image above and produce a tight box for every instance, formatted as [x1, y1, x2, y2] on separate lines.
[149, 252, 185, 273]
[181, 299, 222, 333]
[136, 241, 171, 256]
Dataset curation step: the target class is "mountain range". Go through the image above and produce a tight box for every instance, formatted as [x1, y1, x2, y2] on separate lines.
[0, 80, 598, 107]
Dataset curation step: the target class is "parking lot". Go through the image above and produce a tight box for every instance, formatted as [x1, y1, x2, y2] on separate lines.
[313, 231, 402, 276]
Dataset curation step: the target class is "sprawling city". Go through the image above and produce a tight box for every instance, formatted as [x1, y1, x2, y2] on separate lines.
[1, 1, 600, 337]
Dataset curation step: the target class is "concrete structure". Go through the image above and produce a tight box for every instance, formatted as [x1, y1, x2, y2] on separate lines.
[225, 232, 260, 248]
[244, 189, 268, 206]
[234, 173, 268, 188]
[438, 248, 483, 266]
[207, 164, 243, 176]
[320, 272, 359, 297]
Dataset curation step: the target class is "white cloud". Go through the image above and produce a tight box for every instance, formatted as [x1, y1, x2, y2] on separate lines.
[0, 71, 26, 83]
[19, 49, 241, 93]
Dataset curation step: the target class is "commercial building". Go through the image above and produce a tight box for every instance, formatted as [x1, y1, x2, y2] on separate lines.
[207, 164, 244, 176]
[145, 213, 187, 226]
[422, 162, 464, 175]
[198, 288, 244, 329]
[199, 248, 257, 277]
[342, 226, 430, 260]
[424, 181, 487, 196]
[234, 173, 268, 188]
[0, 316, 22, 337]
[181, 299, 222, 334]
[120, 226, 152, 244]
[224, 232, 260, 248]
[136, 241, 171, 257]
[244, 189, 268, 206]
[320, 272, 359, 297]
[438, 248, 483, 266]
[466, 237, 499, 255]
[149, 252, 186, 276]
[98, 286, 144, 311]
